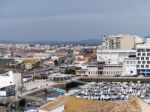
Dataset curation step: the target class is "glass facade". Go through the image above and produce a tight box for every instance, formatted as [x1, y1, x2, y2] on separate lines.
[136, 48, 150, 76]
[137, 69, 150, 76]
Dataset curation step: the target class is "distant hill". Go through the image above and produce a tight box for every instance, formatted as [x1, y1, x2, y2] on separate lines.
[0, 39, 101, 46]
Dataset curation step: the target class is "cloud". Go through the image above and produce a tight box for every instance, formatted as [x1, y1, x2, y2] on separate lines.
[1, 11, 150, 28]
[0, 13, 108, 22]
[0, 13, 110, 28]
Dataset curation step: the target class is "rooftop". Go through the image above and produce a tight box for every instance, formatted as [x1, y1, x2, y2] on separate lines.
[22, 58, 39, 64]
[39, 95, 150, 112]
[63, 96, 150, 112]
[39, 95, 64, 112]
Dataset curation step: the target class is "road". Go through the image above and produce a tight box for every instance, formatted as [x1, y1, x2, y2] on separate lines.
[21, 77, 82, 96]
[21, 80, 55, 96]
[80, 77, 150, 83]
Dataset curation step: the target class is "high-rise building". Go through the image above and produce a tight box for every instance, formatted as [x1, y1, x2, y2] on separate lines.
[101, 34, 143, 50]
[96, 34, 146, 76]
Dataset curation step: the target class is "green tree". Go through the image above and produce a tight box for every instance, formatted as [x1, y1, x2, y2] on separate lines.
[65, 68, 76, 75]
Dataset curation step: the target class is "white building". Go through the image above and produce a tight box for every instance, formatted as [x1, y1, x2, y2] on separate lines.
[33, 50, 55, 59]
[76, 65, 99, 77]
[97, 49, 136, 64]
[76, 64, 123, 77]
[51, 56, 59, 61]
[136, 38, 150, 76]
[96, 34, 144, 76]
[0, 71, 22, 87]
[0, 71, 22, 96]
[102, 64, 123, 76]
[101, 34, 143, 50]
[122, 57, 137, 76]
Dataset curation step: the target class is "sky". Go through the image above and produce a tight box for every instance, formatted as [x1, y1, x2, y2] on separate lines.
[0, 0, 150, 41]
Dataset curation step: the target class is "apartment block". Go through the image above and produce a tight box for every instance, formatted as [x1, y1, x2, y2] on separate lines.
[101, 34, 143, 50]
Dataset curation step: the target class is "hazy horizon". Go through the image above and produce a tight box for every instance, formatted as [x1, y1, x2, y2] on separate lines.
[1, 0, 150, 41]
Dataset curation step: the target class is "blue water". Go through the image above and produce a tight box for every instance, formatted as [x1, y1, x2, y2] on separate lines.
[42, 92, 61, 101]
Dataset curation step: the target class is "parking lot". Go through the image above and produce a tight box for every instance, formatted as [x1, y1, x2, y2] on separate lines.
[76, 81, 150, 101]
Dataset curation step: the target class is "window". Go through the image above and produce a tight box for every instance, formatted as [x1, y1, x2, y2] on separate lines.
[146, 57, 149, 60]
[138, 49, 145, 52]
[146, 49, 150, 52]
[137, 49, 142, 52]
[141, 57, 144, 60]
[141, 65, 144, 68]
[137, 53, 141, 56]
[142, 53, 146, 56]
[137, 57, 140, 60]
[147, 53, 150, 56]
[142, 61, 146, 64]
[137, 61, 141, 64]
[136, 65, 139, 68]
[146, 65, 149, 68]
[142, 49, 146, 52]
[147, 61, 150, 64]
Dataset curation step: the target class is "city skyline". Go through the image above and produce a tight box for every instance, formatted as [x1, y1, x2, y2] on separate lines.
[1, 0, 150, 41]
